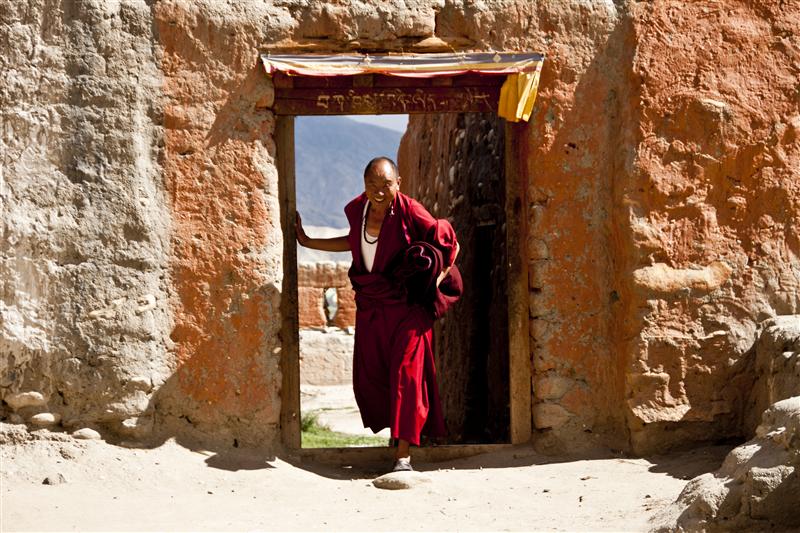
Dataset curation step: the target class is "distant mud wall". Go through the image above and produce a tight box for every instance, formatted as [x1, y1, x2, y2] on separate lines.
[2, 1, 798, 454]
[297, 262, 355, 329]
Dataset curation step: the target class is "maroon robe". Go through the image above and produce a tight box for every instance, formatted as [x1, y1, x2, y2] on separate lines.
[345, 191, 458, 445]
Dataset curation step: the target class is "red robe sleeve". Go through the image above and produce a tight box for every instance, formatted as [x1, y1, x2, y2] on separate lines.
[406, 198, 459, 267]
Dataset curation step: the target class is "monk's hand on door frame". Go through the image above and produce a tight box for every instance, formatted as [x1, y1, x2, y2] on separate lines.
[296, 212, 309, 246]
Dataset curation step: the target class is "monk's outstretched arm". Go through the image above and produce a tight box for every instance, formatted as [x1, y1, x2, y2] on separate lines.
[296, 212, 351, 252]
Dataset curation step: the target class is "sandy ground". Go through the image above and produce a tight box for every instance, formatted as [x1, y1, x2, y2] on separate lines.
[0, 423, 732, 532]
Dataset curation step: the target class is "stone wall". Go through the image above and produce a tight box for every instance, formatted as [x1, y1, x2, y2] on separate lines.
[620, 1, 800, 454]
[1, 0, 173, 441]
[2, 0, 798, 454]
[299, 329, 354, 386]
[652, 316, 800, 531]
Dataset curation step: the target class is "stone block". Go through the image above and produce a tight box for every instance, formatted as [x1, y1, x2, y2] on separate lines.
[534, 375, 573, 400]
[533, 402, 571, 429]
[527, 237, 549, 260]
[30, 412, 61, 427]
[72, 428, 102, 440]
[4, 391, 46, 411]
[332, 287, 356, 329]
[298, 286, 327, 328]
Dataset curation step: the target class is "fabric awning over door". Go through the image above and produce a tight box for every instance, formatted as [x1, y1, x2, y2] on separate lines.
[260, 52, 544, 122]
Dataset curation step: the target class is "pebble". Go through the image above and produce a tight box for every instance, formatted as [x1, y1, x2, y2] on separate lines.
[372, 471, 432, 490]
[8, 414, 23, 424]
[30, 412, 61, 427]
[72, 428, 102, 440]
[5, 391, 46, 410]
[42, 473, 67, 485]
[119, 416, 153, 437]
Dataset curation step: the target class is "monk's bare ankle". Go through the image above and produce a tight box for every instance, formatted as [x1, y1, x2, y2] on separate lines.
[395, 439, 411, 460]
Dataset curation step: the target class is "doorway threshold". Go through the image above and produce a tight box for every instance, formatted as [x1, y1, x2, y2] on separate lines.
[291, 443, 515, 464]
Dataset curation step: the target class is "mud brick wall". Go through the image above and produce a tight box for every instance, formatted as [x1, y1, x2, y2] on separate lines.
[297, 262, 355, 329]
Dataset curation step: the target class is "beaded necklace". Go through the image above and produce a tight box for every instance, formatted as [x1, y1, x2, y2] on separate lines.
[363, 202, 379, 244]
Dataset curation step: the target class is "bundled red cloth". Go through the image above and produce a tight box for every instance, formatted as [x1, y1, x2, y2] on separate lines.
[392, 239, 463, 319]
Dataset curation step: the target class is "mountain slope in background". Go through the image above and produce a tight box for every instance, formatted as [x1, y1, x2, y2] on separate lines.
[296, 116, 404, 229]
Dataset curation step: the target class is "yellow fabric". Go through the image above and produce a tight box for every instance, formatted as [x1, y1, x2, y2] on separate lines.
[262, 52, 545, 122]
[498, 70, 541, 123]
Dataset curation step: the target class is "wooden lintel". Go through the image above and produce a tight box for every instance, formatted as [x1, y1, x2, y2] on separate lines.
[273, 86, 500, 115]
[352, 74, 374, 88]
[289, 73, 504, 90]
[431, 77, 454, 87]
[272, 72, 294, 89]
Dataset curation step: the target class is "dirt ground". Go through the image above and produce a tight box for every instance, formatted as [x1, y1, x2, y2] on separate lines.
[0, 423, 733, 532]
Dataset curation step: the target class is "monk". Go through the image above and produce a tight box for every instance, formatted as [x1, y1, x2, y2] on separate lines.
[296, 156, 460, 472]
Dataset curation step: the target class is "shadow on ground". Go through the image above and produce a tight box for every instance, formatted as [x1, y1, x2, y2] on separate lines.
[277, 441, 739, 482]
[645, 442, 738, 480]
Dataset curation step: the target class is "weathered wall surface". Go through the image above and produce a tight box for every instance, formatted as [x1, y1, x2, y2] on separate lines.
[152, 1, 286, 447]
[2, 0, 798, 456]
[652, 316, 800, 532]
[621, 1, 800, 453]
[1, 0, 173, 438]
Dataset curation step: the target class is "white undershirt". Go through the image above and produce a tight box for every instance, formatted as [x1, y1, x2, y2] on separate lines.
[361, 200, 378, 272]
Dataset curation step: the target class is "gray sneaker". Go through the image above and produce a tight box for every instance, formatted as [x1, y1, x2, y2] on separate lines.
[392, 457, 413, 472]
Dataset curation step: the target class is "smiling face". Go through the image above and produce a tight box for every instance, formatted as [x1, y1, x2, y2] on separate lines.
[363, 158, 401, 208]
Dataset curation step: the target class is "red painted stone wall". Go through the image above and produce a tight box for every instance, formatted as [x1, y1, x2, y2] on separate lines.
[620, 1, 800, 453]
[153, 2, 284, 447]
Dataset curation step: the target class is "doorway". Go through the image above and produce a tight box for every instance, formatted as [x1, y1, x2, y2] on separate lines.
[269, 57, 535, 455]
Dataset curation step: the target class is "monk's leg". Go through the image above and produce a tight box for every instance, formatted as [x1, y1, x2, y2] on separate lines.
[396, 439, 410, 460]
[352, 309, 392, 432]
[389, 308, 434, 448]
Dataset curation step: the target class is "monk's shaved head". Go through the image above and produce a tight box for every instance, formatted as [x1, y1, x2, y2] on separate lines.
[364, 157, 399, 180]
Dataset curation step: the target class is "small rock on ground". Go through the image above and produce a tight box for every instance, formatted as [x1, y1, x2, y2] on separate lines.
[72, 428, 101, 440]
[30, 413, 61, 427]
[5, 391, 46, 410]
[42, 473, 67, 485]
[372, 471, 432, 490]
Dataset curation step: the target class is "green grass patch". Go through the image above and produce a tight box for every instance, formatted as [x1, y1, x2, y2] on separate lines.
[301, 411, 387, 448]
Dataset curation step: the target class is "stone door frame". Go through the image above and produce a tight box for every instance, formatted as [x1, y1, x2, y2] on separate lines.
[273, 72, 531, 457]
